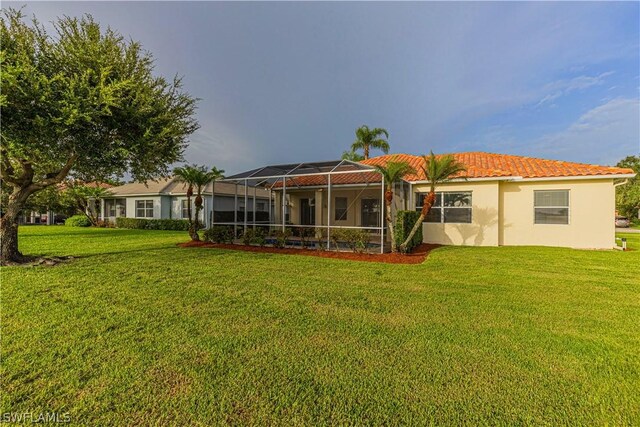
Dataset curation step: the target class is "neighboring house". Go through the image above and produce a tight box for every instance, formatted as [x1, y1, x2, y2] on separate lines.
[101, 177, 272, 228]
[222, 152, 635, 250]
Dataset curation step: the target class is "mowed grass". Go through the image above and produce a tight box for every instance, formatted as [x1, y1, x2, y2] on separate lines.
[2, 227, 639, 425]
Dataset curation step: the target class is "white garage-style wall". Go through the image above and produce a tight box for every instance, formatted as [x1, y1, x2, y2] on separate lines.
[499, 178, 615, 249]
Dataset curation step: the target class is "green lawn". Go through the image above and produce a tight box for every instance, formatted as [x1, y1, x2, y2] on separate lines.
[2, 226, 639, 425]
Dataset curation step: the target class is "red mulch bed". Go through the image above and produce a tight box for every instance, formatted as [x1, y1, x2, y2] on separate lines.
[177, 241, 440, 264]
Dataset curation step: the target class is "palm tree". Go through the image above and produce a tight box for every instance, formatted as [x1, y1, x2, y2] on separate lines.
[200, 166, 224, 228]
[399, 152, 467, 252]
[351, 125, 390, 160]
[372, 160, 416, 252]
[341, 149, 365, 162]
[174, 165, 225, 241]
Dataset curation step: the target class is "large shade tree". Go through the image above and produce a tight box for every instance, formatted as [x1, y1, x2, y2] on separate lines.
[173, 165, 224, 241]
[616, 155, 640, 220]
[399, 152, 467, 252]
[372, 160, 415, 252]
[0, 9, 199, 262]
[351, 125, 390, 160]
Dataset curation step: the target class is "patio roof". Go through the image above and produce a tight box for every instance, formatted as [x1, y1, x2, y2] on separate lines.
[223, 159, 376, 182]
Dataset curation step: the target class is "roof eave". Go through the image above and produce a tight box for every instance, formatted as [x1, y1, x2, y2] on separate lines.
[517, 174, 636, 182]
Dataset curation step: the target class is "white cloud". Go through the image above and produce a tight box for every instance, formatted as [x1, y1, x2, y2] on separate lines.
[533, 98, 640, 164]
[536, 72, 614, 107]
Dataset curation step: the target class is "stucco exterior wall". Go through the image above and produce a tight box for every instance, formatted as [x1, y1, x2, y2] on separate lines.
[412, 181, 500, 246]
[125, 196, 162, 219]
[285, 187, 384, 227]
[499, 179, 615, 249]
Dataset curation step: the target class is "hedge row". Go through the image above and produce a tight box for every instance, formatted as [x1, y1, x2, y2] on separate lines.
[115, 217, 190, 231]
[395, 210, 423, 253]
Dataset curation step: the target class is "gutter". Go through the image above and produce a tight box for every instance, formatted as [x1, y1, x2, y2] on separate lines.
[515, 174, 636, 182]
[408, 174, 636, 184]
[408, 176, 522, 184]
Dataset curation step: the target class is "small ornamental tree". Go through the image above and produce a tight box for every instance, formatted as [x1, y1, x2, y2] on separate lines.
[0, 9, 199, 262]
[616, 155, 640, 220]
[399, 152, 467, 252]
[173, 165, 224, 241]
[372, 160, 416, 252]
[61, 184, 113, 226]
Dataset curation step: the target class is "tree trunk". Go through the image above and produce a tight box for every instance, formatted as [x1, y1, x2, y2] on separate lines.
[386, 203, 396, 252]
[191, 205, 201, 241]
[1, 187, 35, 263]
[364, 145, 370, 160]
[384, 189, 397, 252]
[399, 191, 435, 252]
[186, 194, 199, 241]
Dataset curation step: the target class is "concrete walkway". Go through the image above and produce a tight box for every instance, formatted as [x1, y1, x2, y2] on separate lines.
[616, 228, 640, 233]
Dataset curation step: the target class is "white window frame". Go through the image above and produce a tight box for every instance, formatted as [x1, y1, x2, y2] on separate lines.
[135, 200, 154, 218]
[181, 199, 190, 219]
[533, 190, 570, 225]
[416, 191, 473, 224]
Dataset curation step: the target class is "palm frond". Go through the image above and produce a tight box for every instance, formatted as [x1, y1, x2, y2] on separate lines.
[420, 151, 467, 191]
[372, 160, 415, 187]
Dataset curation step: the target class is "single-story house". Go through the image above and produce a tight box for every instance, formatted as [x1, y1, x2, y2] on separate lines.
[221, 152, 635, 250]
[100, 177, 272, 228]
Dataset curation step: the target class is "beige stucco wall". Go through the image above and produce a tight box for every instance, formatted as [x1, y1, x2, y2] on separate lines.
[499, 179, 615, 249]
[412, 181, 501, 246]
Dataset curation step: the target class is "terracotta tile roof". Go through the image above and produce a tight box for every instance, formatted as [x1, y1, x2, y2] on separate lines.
[362, 152, 635, 180]
[271, 152, 634, 188]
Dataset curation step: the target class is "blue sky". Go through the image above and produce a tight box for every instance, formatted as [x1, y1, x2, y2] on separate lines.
[11, 1, 640, 173]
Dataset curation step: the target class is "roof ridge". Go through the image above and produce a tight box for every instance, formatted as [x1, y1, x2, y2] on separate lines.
[159, 176, 178, 193]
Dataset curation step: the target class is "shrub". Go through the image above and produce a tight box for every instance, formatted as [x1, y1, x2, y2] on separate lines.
[115, 217, 189, 230]
[253, 228, 267, 247]
[65, 215, 91, 227]
[330, 229, 344, 250]
[203, 226, 234, 244]
[242, 229, 255, 245]
[272, 228, 291, 249]
[298, 227, 315, 248]
[395, 210, 423, 253]
[340, 228, 370, 253]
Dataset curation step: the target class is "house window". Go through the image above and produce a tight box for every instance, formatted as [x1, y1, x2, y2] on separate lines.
[534, 190, 569, 224]
[116, 199, 126, 217]
[135, 200, 154, 218]
[335, 197, 348, 221]
[105, 199, 117, 217]
[257, 202, 266, 211]
[181, 200, 190, 219]
[415, 192, 472, 223]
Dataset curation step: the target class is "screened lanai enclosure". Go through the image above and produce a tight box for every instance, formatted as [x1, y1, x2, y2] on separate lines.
[216, 160, 394, 253]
